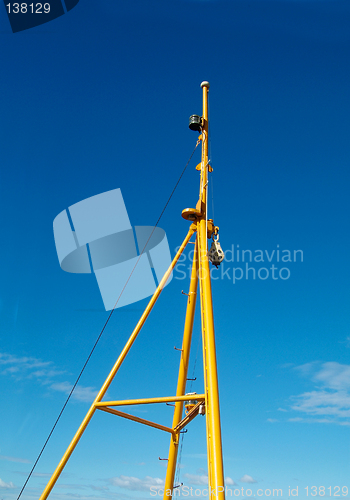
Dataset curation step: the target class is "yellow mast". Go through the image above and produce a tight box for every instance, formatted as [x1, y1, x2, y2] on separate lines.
[38, 82, 225, 500]
[165, 81, 225, 500]
[198, 82, 225, 500]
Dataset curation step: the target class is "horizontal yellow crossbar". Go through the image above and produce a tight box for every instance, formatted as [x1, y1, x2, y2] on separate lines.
[97, 406, 175, 435]
[94, 394, 205, 408]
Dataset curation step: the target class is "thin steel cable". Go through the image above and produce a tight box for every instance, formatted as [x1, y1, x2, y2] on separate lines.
[16, 139, 200, 500]
[175, 430, 185, 488]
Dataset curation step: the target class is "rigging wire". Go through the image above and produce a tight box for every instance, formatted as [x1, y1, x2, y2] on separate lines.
[16, 139, 201, 500]
[175, 430, 185, 488]
[175, 326, 201, 489]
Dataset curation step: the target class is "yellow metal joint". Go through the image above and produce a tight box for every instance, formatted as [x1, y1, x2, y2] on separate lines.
[96, 406, 175, 436]
[173, 401, 204, 433]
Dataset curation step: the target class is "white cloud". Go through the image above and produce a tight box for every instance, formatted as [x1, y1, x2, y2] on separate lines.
[14, 471, 56, 477]
[56, 483, 86, 490]
[184, 474, 208, 485]
[0, 351, 96, 403]
[90, 484, 109, 491]
[294, 362, 318, 376]
[288, 362, 350, 425]
[0, 353, 63, 381]
[0, 454, 31, 464]
[239, 474, 257, 483]
[267, 418, 278, 423]
[313, 362, 350, 390]
[288, 417, 350, 426]
[0, 353, 48, 367]
[291, 390, 350, 418]
[50, 382, 97, 402]
[0, 478, 15, 488]
[225, 477, 236, 485]
[110, 475, 164, 491]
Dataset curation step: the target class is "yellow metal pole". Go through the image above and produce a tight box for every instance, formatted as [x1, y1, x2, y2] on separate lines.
[198, 80, 214, 498]
[163, 237, 199, 499]
[198, 81, 225, 500]
[199, 263, 213, 496]
[95, 394, 204, 407]
[39, 227, 195, 500]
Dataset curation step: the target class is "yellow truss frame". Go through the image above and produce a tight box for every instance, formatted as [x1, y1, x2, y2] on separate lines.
[39, 82, 225, 500]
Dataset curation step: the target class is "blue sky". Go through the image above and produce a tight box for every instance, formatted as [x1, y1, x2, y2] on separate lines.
[1, 1, 350, 499]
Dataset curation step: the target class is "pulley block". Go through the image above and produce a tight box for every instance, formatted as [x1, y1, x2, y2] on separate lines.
[208, 232, 224, 268]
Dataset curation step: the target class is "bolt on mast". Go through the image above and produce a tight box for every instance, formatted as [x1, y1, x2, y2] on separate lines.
[38, 82, 225, 500]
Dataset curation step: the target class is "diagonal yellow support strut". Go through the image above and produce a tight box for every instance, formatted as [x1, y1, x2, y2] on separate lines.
[96, 407, 176, 435]
[38, 228, 195, 500]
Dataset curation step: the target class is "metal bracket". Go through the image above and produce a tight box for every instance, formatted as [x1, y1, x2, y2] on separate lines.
[173, 401, 204, 433]
[196, 161, 213, 172]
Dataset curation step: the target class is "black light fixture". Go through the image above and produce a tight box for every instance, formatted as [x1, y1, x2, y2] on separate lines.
[189, 114, 202, 132]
